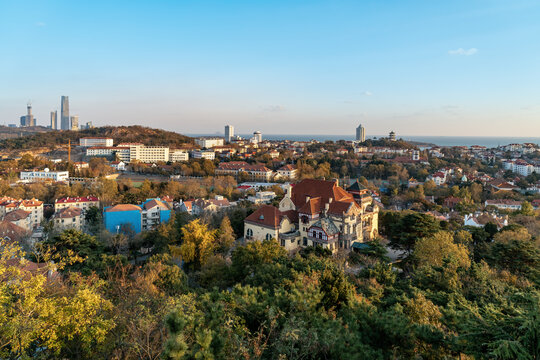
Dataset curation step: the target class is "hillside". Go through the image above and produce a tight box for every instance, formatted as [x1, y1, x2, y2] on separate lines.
[0, 125, 193, 150]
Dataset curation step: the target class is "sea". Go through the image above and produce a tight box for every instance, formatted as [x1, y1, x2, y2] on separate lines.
[187, 134, 540, 148]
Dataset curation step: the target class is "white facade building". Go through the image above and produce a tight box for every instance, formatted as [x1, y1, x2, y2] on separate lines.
[192, 150, 215, 160]
[20, 169, 69, 182]
[195, 137, 224, 148]
[79, 137, 114, 147]
[169, 150, 189, 162]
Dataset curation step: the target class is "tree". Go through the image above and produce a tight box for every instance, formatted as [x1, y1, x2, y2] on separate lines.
[520, 201, 535, 216]
[217, 216, 236, 254]
[388, 213, 440, 254]
[413, 231, 471, 269]
[179, 220, 217, 270]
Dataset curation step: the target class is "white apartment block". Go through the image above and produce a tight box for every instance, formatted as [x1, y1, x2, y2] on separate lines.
[192, 150, 216, 160]
[86, 147, 117, 157]
[169, 149, 189, 162]
[79, 137, 114, 147]
[195, 137, 224, 148]
[20, 169, 69, 182]
[116, 143, 169, 163]
[502, 160, 540, 176]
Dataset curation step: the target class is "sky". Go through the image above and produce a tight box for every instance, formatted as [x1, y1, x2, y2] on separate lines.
[1, 0, 539, 136]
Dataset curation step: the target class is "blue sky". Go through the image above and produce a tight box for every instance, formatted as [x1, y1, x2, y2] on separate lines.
[1, 0, 539, 136]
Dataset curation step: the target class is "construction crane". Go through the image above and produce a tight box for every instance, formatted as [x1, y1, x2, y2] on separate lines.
[67, 139, 72, 163]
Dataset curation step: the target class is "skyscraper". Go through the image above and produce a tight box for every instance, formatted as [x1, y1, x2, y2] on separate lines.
[20, 102, 35, 127]
[225, 124, 234, 143]
[70, 115, 79, 130]
[50, 111, 57, 130]
[61, 96, 70, 130]
[356, 124, 365, 142]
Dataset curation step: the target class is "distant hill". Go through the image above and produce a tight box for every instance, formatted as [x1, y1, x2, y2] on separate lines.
[0, 126, 193, 150]
[0, 126, 53, 141]
[357, 138, 420, 149]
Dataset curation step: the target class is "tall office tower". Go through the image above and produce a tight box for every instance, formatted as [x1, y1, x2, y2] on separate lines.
[356, 124, 365, 142]
[50, 111, 57, 129]
[61, 96, 70, 130]
[20, 102, 35, 127]
[225, 124, 234, 143]
[70, 115, 79, 130]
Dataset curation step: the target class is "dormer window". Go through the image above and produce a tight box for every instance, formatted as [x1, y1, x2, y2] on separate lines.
[259, 215, 264, 220]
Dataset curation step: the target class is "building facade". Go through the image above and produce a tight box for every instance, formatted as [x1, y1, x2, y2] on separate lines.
[103, 198, 171, 234]
[20, 170, 69, 182]
[356, 124, 365, 142]
[61, 96, 70, 130]
[195, 137, 225, 148]
[244, 179, 379, 253]
[225, 125, 234, 143]
[79, 137, 114, 147]
[50, 111, 57, 130]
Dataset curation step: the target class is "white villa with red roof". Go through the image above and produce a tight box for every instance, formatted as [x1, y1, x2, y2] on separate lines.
[244, 179, 379, 253]
[55, 196, 100, 213]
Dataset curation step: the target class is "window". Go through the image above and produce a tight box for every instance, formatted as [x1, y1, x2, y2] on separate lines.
[266, 233, 273, 240]
[303, 237, 307, 246]
[280, 239, 285, 246]
[246, 228, 253, 238]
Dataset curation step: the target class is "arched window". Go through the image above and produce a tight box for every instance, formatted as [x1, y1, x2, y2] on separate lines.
[246, 228, 253, 237]
[266, 233, 273, 240]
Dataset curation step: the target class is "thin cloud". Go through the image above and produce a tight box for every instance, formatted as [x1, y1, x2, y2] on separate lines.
[35, 22, 46, 27]
[363, 91, 373, 96]
[262, 105, 285, 112]
[448, 48, 478, 56]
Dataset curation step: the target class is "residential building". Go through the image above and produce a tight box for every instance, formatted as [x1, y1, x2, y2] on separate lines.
[103, 198, 171, 234]
[253, 131, 262, 143]
[0, 221, 29, 245]
[277, 164, 298, 179]
[3, 209, 32, 231]
[117, 143, 169, 163]
[169, 149, 189, 162]
[215, 161, 273, 181]
[61, 96, 70, 130]
[191, 150, 215, 160]
[110, 161, 126, 171]
[191, 196, 231, 215]
[247, 191, 276, 204]
[86, 147, 117, 157]
[225, 125, 234, 143]
[389, 131, 396, 141]
[79, 137, 114, 147]
[52, 207, 84, 231]
[0, 198, 44, 228]
[244, 179, 379, 253]
[54, 196, 100, 213]
[20, 169, 69, 182]
[195, 137, 224, 148]
[485, 200, 522, 211]
[356, 124, 365, 142]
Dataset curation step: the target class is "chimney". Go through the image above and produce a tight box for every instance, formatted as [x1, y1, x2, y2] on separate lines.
[305, 196, 311, 203]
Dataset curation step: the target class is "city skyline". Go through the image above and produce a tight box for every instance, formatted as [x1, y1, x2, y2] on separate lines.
[1, 1, 540, 136]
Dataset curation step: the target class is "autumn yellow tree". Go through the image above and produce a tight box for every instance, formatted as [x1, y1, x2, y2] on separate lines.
[179, 220, 218, 269]
[414, 231, 471, 269]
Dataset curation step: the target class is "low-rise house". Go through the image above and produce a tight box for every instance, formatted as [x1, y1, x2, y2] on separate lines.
[192, 196, 231, 215]
[0, 220, 29, 245]
[52, 207, 84, 231]
[215, 161, 273, 181]
[20, 169, 69, 182]
[247, 191, 276, 204]
[428, 172, 446, 186]
[178, 200, 193, 214]
[3, 209, 32, 231]
[55, 196, 100, 213]
[485, 199, 522, 211]
[464, 213, 508, 229]
[110, 161, 127, 171]
[191, 150, 215, 160]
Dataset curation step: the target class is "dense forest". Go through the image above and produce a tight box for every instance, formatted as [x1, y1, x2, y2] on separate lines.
[1, 209, 539, 359]
[0, 126, 193, 150]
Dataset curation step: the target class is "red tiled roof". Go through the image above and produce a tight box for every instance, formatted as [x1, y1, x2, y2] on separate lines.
[4, 209, 30, 221]
[143, 199, 168, 210]
[56, 196, 99, 204]
[328, 201, 356, 215]
[290, 179, 353, 209]
[278, 164, 296, 171]
[298, 197, 324, 215]
[245, 205, 282, 228]
[55, 207, 82, 218]
[0, 221, 28, 243]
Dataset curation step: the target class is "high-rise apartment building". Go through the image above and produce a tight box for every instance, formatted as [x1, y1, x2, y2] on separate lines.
[70, 115, 79, 130]
[61, 96, 70, 130]
[356, 124, 365, 142]
[50, 111, 57, 129]
[225, 125, 234, 143]
[253, 131, 262, 143]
